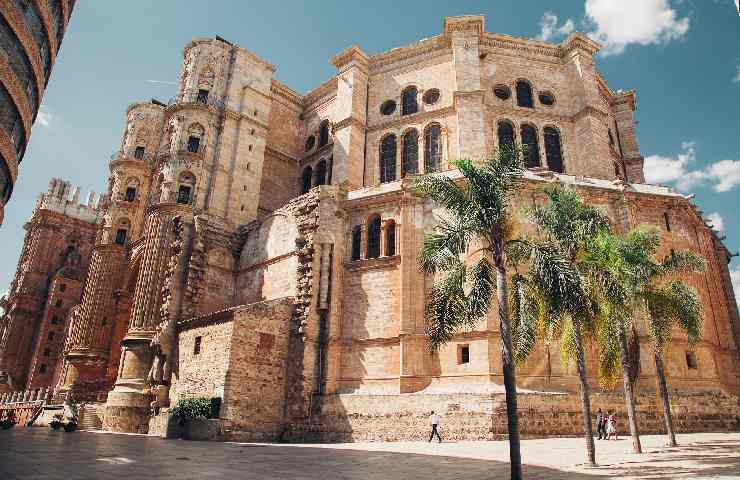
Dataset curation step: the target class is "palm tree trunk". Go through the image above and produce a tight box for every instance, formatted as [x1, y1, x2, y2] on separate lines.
[618, 327, 642, 453]
[572, 318, 596, 466]
[496, 262, 522, 480]
[654, 349, 677, 447]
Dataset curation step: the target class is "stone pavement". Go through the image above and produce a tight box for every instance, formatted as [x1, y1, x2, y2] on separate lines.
[0, 429, 738, 479]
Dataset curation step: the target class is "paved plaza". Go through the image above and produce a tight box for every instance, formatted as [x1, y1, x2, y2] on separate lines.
[0, 429, 738, 479]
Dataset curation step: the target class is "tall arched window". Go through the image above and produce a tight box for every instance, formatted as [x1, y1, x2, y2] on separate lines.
[401, 87, 418, 116]
[186, 123, 205, 153]
[385, 220, 396, 256]
[516, 80, 534, 108]
[380, 135, 397, 183]
[424, 123, 442, 173]
[318, 120, 330, 147]
[351, 226, 362, 261]
[402, 130, 419, 177]
[497, 121, 515, 150]
[543, 127, 564, 173]
[520, 124, 541, 169]
[315, 160, 328, 186]
[301, 166, 313, 194]
[177, 172, 196, 205]
[367, 216, 381, 259]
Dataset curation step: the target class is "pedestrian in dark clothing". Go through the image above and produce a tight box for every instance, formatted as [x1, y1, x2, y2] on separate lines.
[428, 410, 442, 443]
[596, 408, 606, 440]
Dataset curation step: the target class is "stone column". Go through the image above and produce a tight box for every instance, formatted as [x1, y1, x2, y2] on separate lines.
[61, 244, 126, 393]
[104, 204, 189, 434]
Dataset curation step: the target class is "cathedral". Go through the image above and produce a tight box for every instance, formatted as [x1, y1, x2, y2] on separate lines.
[1, 15, 739, 440]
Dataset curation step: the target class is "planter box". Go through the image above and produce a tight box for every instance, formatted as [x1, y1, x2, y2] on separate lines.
[184, 418, 222, 441]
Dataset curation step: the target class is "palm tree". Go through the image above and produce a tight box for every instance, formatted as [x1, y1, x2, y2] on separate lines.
[588, 227, 705, 448]
[508, 184, 609, 467]
[414, 146, 524, 480]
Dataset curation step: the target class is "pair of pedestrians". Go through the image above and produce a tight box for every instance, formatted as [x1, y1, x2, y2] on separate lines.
[596, 408, 618, 440]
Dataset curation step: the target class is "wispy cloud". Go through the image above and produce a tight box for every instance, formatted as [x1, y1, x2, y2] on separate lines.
[706, 212, 725, 233]
[731, 264, 740, 308]
[36, 105, 53, 127]
[644, 141, 740, 193]
[536, 12, 575, 42]
[733, 65, 740, 83]
[147, 80, 178, 85]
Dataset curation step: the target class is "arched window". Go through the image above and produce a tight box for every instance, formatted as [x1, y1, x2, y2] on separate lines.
[497, 121, 515, 150]
[424, 123, 442, 173]
[301, 166, 313, 194]
[516, 80, 533, 108]
[543, 127, 564, 173]
[315, 160, 328, 186]
[402, 130, 419, 177]
[177, 172, 196, 205]
[367, 216, 381, 259]
[385, 220, 396, 256]
[380, 135, 397, 183]
[351, 226, 362, 261]
[318, 120, 330, 148]
[186, 123, 205, 153]
[115, 218, 130, 245]
[401, 87, 418, 116]
[124, 178, 139, 202]
[520, 124, 541, 169]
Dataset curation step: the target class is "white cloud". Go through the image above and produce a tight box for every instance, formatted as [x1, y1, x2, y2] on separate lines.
[733, 65, 740, 83]
[644, 141, 740, 193]
[585, 0, 689, 56]
[36, 106, 53, 127]
[706, 213, 724, 233]
[731, 264, 740, 308]
[536, 12, 575, 42]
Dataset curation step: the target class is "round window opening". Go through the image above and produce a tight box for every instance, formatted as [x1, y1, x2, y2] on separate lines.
[539, 92, 555, 106]
[493, 85, 511, 101]
[305, 135, 316, 151]
[380, 100, 396, 116]
[423, 89, 440, 105]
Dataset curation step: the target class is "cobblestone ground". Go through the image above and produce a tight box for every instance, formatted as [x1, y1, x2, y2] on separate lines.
[0, 429, 738, 479]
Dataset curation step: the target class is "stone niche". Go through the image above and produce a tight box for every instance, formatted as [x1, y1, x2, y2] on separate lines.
[155, 297, 295, 441]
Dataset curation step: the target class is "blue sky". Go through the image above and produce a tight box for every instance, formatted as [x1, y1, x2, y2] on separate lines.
[1, 0, 739, 300]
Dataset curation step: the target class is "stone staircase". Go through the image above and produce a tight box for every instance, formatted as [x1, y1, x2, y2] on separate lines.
[77, 403, 106, 431]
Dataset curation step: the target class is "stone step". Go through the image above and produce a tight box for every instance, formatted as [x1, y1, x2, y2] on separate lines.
[77, 403, 106, 431]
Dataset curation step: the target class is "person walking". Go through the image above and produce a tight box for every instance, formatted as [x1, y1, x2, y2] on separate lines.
[596, 408, 606, 440]
[428, 410, 442, 443]
[606, 412, 618, 440]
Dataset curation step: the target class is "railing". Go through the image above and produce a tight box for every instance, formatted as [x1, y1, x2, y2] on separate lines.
[109, 149, 151, 165]
[168, 90, 226, 111]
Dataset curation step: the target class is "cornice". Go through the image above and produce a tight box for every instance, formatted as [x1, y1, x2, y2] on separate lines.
[369, 35, 449, 73]
[561, 32, 602, 56]
[345, 254, 401, 272]
[331, 45, 370, 72]
[0, 53, 33, 144]
[264, 145, 298, 165]
[270, 80, 303, 110]
[302, 77, 338, 110]
[481, 33, 562, 60]
[611, 90, 637, 112]
[367, 105, 454, 133]
[443, 15, 485, 36]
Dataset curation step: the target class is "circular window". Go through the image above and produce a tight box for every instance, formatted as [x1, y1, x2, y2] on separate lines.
[493, 85, 511, 100]
[305, 135, 315, 151]
[423, 89, 440, 105]
[539, 92, 555, 106]
[380, 100, 396, 116]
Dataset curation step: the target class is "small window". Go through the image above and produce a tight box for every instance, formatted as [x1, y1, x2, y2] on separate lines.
[43, 348, 50, 357]
[134, 146, 145, 159]
[47, 332, 54, 341]
[538, 92, 555, 106]
[423, 89, 440, 105]
[55, 299, 62, 308]
[318, 120, 330, 148]
[516, 80, 533, 108]
[401, 87, 418, 115]
[59, 284, 66, 292]
[685, 351, 697, 369]
[351, 226, 362, 261]
[386, 221, 396, 256]
[115, 229, 127, 245]
[187, 136, 201, 153]
[367, 216, 381, 259]
[39, 364, 47, 374]
[51, 316, 59, 325]
[177, 185, 192, 205]
[125, 187, 136, 202]
[663, 212, 671, 232]
[493, 85, 511, 101]
[459, 345, 470, 364]
[380, 100, 396, 116]
[194, 336, 202, 355]
[305, 135, 316, 151]
[196, 89, 209, 104]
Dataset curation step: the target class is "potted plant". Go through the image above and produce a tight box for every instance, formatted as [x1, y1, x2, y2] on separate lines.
[170, 397, 217, 440]
[50, 413, 63, 430]
[1, 411, 16, 429]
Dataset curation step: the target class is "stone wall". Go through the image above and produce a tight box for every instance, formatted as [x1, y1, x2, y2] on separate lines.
[287, 390, 740, 442]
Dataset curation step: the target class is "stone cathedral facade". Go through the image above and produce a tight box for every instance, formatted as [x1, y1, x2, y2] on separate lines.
[1, 16, 739, 440]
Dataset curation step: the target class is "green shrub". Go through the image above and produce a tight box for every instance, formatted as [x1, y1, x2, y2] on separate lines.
[170, 397, 213, 424]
